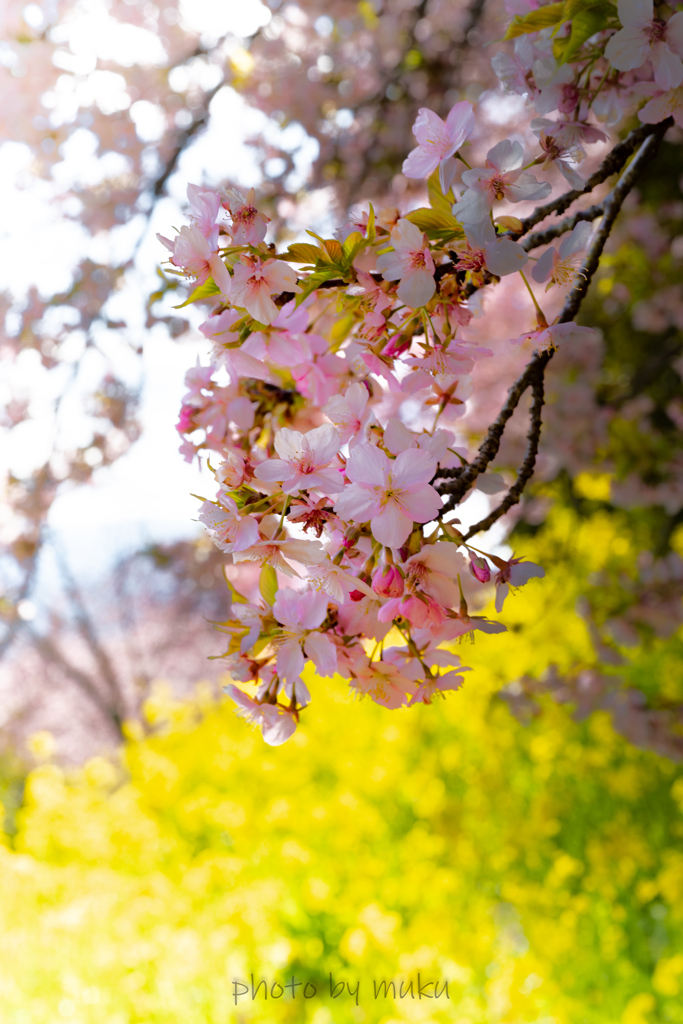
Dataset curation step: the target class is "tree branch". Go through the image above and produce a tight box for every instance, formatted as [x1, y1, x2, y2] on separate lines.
[462, 369, 545, 540]
[511, 119, 672, 240]
[436, 121, 670, 521]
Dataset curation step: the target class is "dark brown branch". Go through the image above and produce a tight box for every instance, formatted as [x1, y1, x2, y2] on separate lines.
[462, 370, 545, 540]
[522, 200, 606, 252]
[511, 119, 672, 240]
[436, 122, 669, 521]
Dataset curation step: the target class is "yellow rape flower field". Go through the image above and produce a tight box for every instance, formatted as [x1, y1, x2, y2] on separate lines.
[2, 510, 683, 1024]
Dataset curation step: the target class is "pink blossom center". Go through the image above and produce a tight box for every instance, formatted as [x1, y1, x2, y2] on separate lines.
[649, 19, 667, 43]
[489, 175, 511, 201]
[409, 249, 430, 270]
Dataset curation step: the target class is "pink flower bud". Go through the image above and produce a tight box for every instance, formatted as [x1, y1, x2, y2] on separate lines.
[372, 564, 405, 599]
[176, 405, 194, 434]
[217, 450, 248, 489]
[469, 554, 491, 583]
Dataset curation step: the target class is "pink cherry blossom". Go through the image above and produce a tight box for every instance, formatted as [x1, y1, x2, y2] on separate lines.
[533, 59, 580, 116]
[225, 685, 298, 746]
[223, 186, 270, 245]
[254, 424, 342, 496]
[323, 382, 373, 446]
[493, 556, 546, 611]
[453, 140, 552, 225]
[349, 660, 414, 709]
[511, 321, 601, 353]
[230, 256, 301, 326]
[158, 225, 228, 288]
[372, 563, 405, 598]
[402, 101, 476, 192]
[376, 219, 436, 308]
[605, 0, 683, 91]
[491, 35, 537, 97]
[532, 221, 593, 290]
[454, 219, 529, 278]
[638, 85, 683, 126]
[232, 515, 326, 578]
[378, 592, 446, 630]
[469, 554, 492, 583]
[216, 449, 250, 490]
[402, 542, 467, 607]
[187, 184, 221, 247]
[272, 588, 337, 683]
[334, 445, 442, 548]
[198, 495, 259, 553]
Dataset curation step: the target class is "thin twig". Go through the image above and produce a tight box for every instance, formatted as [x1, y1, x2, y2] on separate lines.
[511, 119, 672, 240]
[436, 123, 669, 519]
[462, 371, 545, 539]
[522, 200, 606, 251]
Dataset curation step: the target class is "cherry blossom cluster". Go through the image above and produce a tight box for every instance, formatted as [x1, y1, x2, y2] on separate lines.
[159, 0, 677, 745]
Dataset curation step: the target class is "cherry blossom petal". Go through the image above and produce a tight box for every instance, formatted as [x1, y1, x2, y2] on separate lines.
[333, 484, 379, 523]
[391, 448, 436, 488]
[605, 25, 651, 70]
[667, 12, 683, 57]
[397, 268, 436, 308]
[399, 486, 443, 523]
[485, 238, 529, 277]
[617, 0, 652, 24]
[346, 444, 390, 486]
[651, 41, 683, 90]
[304, 631, 338, 677]
[371, 504, 414, 548]
[277, 639, 306, 682]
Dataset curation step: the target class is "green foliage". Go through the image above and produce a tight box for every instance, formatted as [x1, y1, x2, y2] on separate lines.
[173, 276, 221, 309]
[505, 0, 616, 61]
[3, 508, 683, 1023]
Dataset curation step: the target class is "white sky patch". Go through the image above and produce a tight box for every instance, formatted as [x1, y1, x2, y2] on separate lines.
[179, 0, 271, 45]
[50, 1, 168, 68]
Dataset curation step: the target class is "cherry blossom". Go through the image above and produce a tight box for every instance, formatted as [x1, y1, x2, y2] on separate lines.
[402, 101, 476, 192]
[254, 425, 342, 496]
[532, 221, 593, 290]
[187, 184, 221, 248]
[222, 187, 270, 245]
[453, 219, 529, 278]
[605, 0, 683, 91]
[376, 219, 436, 308]
[511, 321, 601, 353]
[198, 495, 259, 554]
[493, 556, 546, 612]
[349, 660, 414, 709]
[638, 85, 683, 126]
[225, 685, 298, 746]
[230, 256, 301, 326]
[452, 140, 552, 225]
[333, 445, 442, 548]
[232, 515, 326, 578]
[272, 589, 337, 683]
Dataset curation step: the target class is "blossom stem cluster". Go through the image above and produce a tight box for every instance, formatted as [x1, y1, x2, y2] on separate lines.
[159, 1, 673, 744]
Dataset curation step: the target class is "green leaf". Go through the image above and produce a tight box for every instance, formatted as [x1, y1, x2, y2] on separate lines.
[259, 564, 279, 606]
[173, 276, 221, 309]
[563, 0, 614, 19]
[342, 231, 366, 263]
[405, 207, 464, 242]
[283, 243, 325, 265]
[427, 169, 455, 218]
[503, 2, 565, 38]
[366, 203, 376, 246]
[555, 1, 615, 62]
